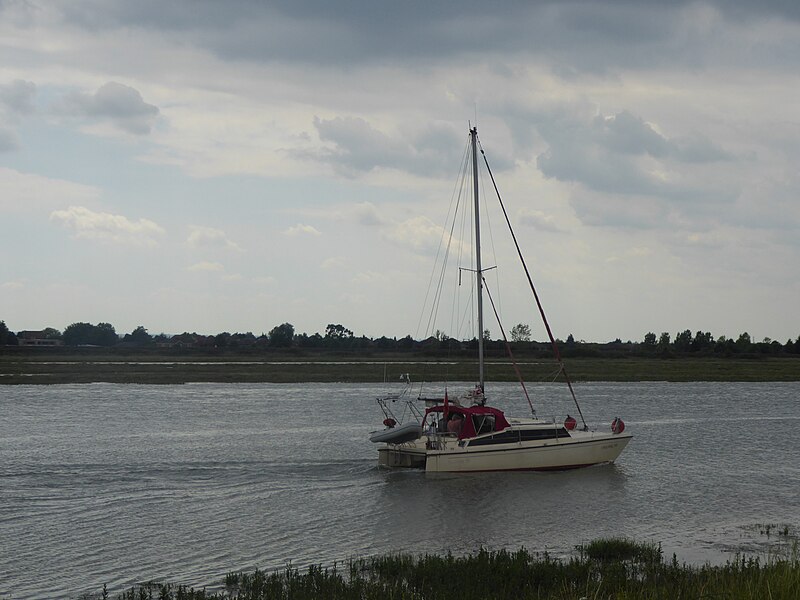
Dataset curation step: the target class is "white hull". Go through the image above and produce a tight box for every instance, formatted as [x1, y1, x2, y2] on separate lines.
[378, 425, 632, 472]
[425, 430, 631, 472]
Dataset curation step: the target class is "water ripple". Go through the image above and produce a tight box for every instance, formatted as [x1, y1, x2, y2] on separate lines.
[1, 381, 799, 599]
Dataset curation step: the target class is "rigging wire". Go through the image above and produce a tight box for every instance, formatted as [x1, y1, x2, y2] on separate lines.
[477, 137, 588, 430]
[483, 278, 536, 417]
[478, 148, 503, 333]
[416, 138, 471, 341]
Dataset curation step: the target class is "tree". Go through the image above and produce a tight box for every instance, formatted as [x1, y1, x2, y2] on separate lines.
[41, 327, 62, 340]
[94, 323, 118, 346]
[657, 332, 671, 352]
[268, 323, 295, 347]
[735, 332, 752, 352]
[123, 326, 153, 346]
[325, 323, 353, 339]
[642, 332, 657, 347]
[0, 320, 18, 345]
[510, 323, 531, 342]
[63, 322, 118, 346]
[566, 333, 576, 347]
[214, 332, 230, 348]
[674, 329, 693, 352]
[691, 331, 713, 352]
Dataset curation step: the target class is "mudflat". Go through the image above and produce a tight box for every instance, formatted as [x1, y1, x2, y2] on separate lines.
[2, 350, 799, 384]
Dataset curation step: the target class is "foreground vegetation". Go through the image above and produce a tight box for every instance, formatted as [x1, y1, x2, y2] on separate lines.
[101, 538, 799, 599]
[2, 349, 800, 384]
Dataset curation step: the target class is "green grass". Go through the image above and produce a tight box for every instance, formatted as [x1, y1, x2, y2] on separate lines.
[2, 351, 800, 384]
[99, 537, 800, 599]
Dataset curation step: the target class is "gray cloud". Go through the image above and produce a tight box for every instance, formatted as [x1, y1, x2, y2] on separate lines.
[0, 79, 36, 114]
[536, 109, 733, 197]
[0, 128, 18, 152]
[61, 81, 159, 135]
[517, 209, 564, 233]
[531, 106, 742, 230]
[49, 1, 800, 73]
[307, 117, 467, 177]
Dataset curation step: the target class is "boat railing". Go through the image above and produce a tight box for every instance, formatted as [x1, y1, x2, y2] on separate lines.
[424, 430, 458, 450]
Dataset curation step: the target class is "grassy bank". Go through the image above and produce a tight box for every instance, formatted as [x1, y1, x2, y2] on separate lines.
[102, 538, 799, 599]
[2, 350, 800, 384]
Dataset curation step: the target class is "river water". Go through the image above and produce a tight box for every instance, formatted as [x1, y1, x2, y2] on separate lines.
[1, 381, 798, 599]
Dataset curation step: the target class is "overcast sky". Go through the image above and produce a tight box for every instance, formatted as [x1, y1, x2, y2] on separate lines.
[1, 0, 798, 343]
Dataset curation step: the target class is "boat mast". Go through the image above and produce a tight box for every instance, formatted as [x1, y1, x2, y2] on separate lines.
[471, 126, 485, 395]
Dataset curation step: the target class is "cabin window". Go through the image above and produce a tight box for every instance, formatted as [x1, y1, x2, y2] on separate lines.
[472, 414, 495, 435]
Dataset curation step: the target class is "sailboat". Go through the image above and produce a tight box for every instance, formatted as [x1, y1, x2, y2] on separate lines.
[370, 126, 632, 472]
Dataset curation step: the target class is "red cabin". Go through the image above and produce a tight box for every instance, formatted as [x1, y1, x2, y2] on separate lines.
[424, 404, 511, 440]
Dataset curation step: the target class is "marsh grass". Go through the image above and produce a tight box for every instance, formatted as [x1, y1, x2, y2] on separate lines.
[3, 353, 800, 384]
[102, 537, 800, 599]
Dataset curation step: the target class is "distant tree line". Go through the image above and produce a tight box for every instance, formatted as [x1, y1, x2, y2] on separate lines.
[2, 319, 800, 357]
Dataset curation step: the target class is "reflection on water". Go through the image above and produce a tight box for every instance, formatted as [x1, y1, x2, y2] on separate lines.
[1, 382, 799, 599]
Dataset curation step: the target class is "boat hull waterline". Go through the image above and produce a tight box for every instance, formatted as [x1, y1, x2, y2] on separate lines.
[378, 428, 632, 473]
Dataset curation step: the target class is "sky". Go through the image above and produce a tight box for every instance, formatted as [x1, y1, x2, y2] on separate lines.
[1, 0, 799, 343]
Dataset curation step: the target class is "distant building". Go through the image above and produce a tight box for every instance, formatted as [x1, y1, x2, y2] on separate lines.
[17, 330, 64, 347]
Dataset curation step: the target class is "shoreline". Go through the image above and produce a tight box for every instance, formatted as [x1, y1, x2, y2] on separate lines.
[2, 352, 799, 384]
[85, 537, 800, 600]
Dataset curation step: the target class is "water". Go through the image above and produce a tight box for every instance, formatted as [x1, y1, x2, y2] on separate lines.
[1, 381, 799, 599]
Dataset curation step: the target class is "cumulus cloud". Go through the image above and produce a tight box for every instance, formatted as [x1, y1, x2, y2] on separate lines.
[0, 79, 36, 114]
[321, 256, 346, 269]
[50, 205, 165, 245]
[385, 215, 449, 255]
[186, 225, 244, 252]
[354, 201, 385, 226]
[537, 109, 733, 197]
[517, 208, 563, 233]
[307, 117, 465, 177]
[253, 275, 277, 285]
[537, 111, 733, 195]
[61, 81, 159, 134]
[533, 107, 739, 228]
[188, 261, 224, 272]
[284, 223, 321, 236]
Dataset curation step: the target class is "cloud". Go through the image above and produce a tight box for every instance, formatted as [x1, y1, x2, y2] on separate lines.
[321, 256, 346, 270]
[1, 281, 25, 291]
[605, 246, 653, 263]
[0, 79, 36, 114]
[50, 205, 165, 245]
[307, 116, 464, 177]
[537, 109, 734, 197]
[517, 208, 563, 233]
[354, 201, 385, 226]
[385, 216, 448, 255]
[188, 261, 224, 272]
[186, 225, 244, 252]
[532, 106, 739, 229]
[253, 275, 277, 285]
[284, 223, 321, 236]
[61, 81, 159, 134]
[0, 168, 102, 214]
[0, 129, 18, 152]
